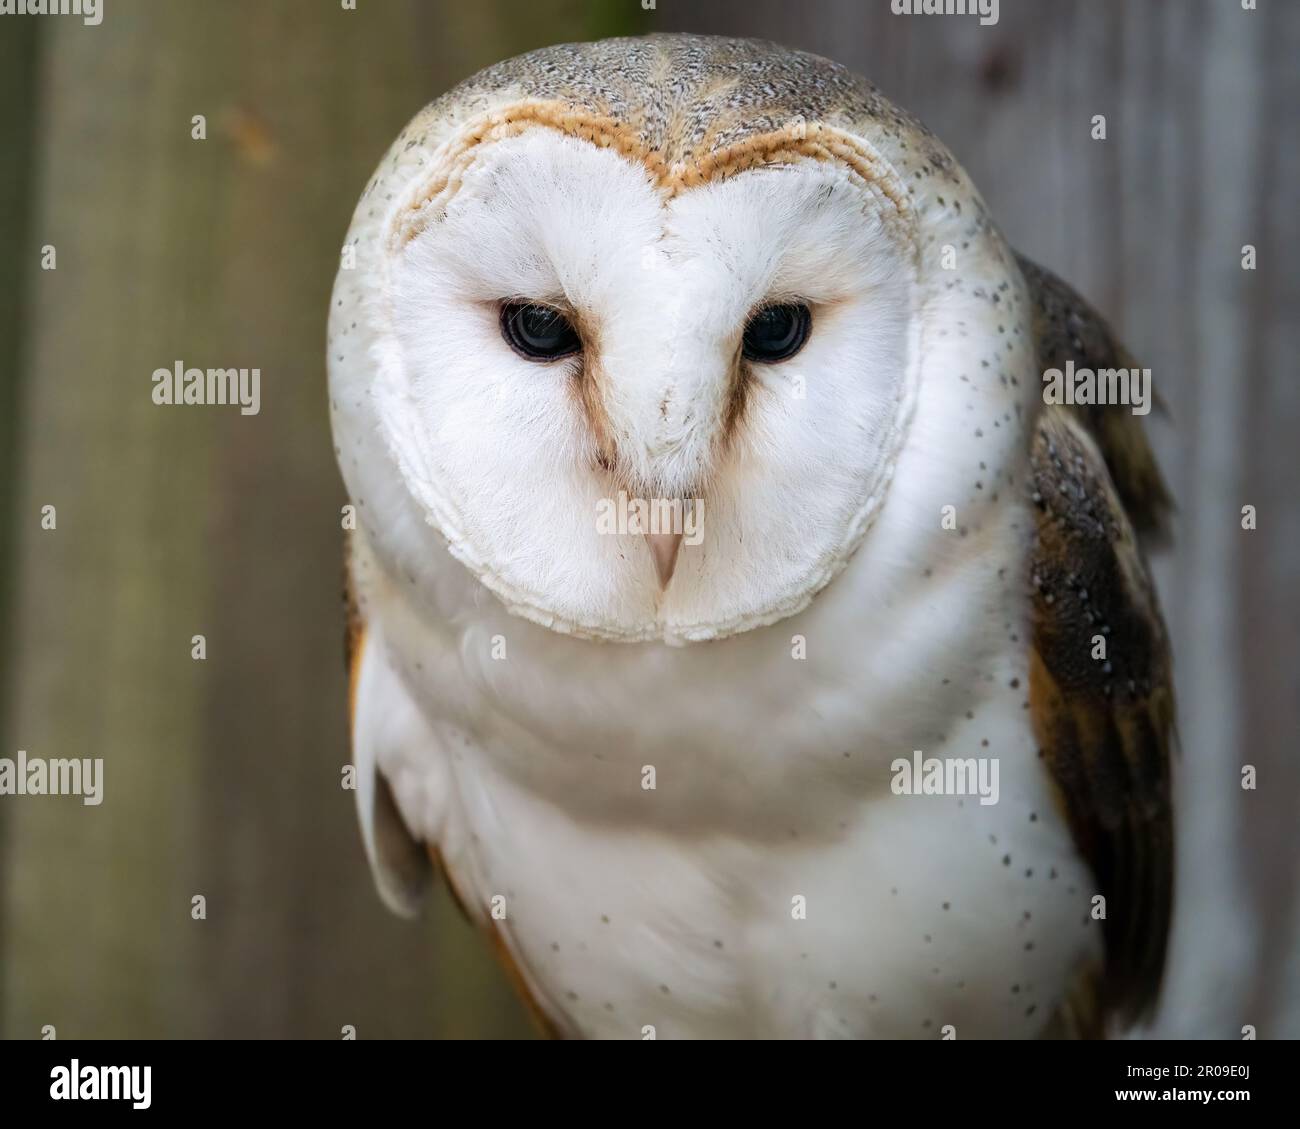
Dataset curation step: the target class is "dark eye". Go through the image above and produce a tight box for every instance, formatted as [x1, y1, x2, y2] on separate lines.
[500, 302, 581, 361]
[742, 303, 812, 363]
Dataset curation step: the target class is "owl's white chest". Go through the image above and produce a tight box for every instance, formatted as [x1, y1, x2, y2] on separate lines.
[433, 727, 1095, 1040]
[355, 497, 1100, 1039]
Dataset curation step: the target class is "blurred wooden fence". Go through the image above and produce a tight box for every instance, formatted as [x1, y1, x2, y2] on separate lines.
[1, 0, 1295, 1038]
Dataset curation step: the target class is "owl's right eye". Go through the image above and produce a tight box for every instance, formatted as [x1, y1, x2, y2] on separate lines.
[500, 302, 582, 361]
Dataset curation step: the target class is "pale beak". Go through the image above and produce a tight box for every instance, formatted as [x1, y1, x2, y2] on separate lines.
[644, 531, 683, 591]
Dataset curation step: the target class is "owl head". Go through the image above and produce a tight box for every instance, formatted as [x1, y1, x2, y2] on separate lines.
[330, 35, 1034, 645]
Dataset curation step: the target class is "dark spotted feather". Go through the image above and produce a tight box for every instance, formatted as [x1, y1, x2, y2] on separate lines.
[1020, 256, 1175, 1031]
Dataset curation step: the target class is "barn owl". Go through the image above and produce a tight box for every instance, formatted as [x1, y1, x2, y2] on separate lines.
[328, 33, 1174, 1039]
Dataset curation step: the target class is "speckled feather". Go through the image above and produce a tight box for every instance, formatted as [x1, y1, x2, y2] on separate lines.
[384, 34, 948, 176]
[1020, 264, 1175, 1025]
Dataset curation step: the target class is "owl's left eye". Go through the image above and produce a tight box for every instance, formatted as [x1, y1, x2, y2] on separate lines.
[500, 302, 581, 361]
[742, 303, 812, 363]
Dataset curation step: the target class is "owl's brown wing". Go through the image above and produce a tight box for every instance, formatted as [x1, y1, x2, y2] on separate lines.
[1018, 256, 1172, 538]
[1020, 255, 1175, 1030]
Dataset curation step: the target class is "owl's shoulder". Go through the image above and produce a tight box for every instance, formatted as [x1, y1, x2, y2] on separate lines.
[1018, 254, 1171, 538]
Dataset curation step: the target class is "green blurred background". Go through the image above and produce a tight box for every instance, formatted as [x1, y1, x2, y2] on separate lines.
[0, 0, 1296, 1038]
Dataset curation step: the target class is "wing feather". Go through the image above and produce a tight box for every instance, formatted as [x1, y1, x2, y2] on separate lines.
[1020, 255, 1175, 1026]
[1018, 254, 1172, 539]
[345, 540, 433, 917]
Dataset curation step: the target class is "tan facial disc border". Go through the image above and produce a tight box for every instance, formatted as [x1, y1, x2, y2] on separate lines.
[388, 99, 918, 251]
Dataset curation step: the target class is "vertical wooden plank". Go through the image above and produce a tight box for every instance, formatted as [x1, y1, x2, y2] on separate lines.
[1238, 3, 1300, 1039]
[0, 8, 42, 1032]
[2, 2, 222, 1037]
[1152, 0, 1263, 1037]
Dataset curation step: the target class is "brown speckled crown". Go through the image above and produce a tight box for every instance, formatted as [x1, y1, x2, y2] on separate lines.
[372, 34, 961, 195]
[438, 34, 940, 165]
[380, 34, 975, 251]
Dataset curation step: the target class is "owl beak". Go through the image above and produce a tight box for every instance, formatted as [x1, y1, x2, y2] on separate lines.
[644, 531, 683, 590]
